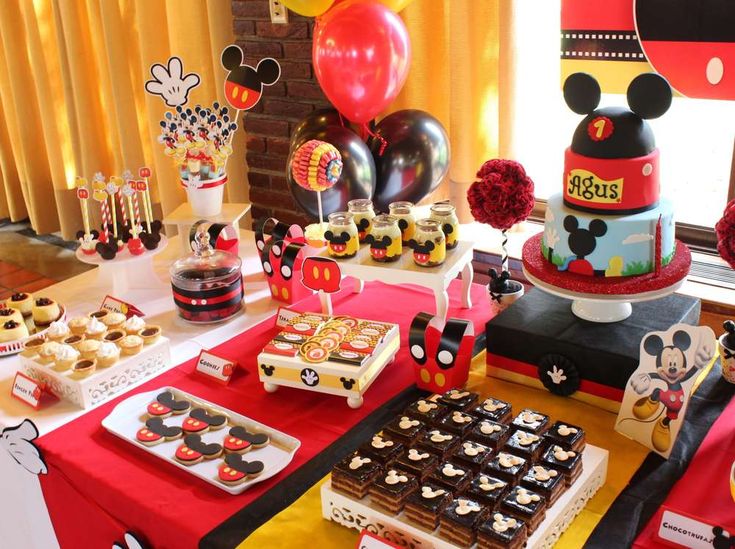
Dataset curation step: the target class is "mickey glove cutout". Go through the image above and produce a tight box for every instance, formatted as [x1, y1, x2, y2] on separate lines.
[145, 57, 201, 107]
[1, 419, 47, 475]
[694, 338, 715, 369]
[631, 372, 652, 394]
[221, 45, 281, 111]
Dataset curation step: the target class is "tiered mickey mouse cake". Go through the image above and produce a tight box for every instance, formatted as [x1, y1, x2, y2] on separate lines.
[541, 73, 675, 278]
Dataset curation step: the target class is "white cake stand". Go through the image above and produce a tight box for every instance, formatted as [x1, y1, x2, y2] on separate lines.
[75, 236, 169, 295]
[523, 267, 685, 322]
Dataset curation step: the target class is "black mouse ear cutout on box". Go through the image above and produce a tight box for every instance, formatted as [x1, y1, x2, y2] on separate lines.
[436, 318, 473, 370]
[643, 334, 664, 357]
[672, 330, 691, 352]
[279, 242, 304, 280]
[409, 312, 434, 365]
[627, 73, 672, 120]
[256, 58, 281, 86]
[221, 45, 244, 71]
[563, 73, 601, 115]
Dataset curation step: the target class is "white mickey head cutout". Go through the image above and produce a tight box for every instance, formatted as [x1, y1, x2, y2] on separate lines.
[437, 349, 453, 366]
[455, 499, 481, 516]
[552, 445, 576, 461]
[480, 421, 501, 435]
[531, 466, 558, 482]
[515, 487, 541, 505]
[483, 399, 504, 412]
[451, 411, 472, 424]
[492, 513, 518, 533]
[429, 430, 453, 443]
[384, 470, 408, 485]
[441, 463, 465, 478]
[516, 432, 540, 446]
[398, 416, 420, 430]
[416, 400, 437, 413]
[371, 435, 394, 449]
[145, 56, 201, 107]
[462, 442, 485, 457]
[557, 424, 579, 437]
[348, 455, 372, 470]
[498, 453, 523, 468]
[408, 449, 430, 462]
[421, 486, 446, 499]
[411, 345, 425, 360]
[478, 476, 505, 492]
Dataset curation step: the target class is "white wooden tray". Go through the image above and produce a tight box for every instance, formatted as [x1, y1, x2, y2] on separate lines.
[321, 444, 609, 548]
[102, 386, 301, 495]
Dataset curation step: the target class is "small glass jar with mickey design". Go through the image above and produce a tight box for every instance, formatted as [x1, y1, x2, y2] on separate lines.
[429, 201, 459, 249]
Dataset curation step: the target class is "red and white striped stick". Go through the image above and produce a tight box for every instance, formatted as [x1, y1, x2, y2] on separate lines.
[132, 192, 141, 230]
[100, 199, 110, 242]
[117, 190, 128, 229]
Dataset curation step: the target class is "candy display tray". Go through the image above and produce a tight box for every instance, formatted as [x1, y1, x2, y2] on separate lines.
[321, 445, 608, 549]
[21, 337, 170, 409]
[102, 386, 301, 495]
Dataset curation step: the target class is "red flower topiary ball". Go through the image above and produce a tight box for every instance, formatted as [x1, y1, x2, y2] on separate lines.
[716, 198, 735, 269]
[467, 159, 535, 231]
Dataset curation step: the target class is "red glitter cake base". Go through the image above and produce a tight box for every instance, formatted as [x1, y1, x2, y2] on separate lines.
[522, 234, 691, 296]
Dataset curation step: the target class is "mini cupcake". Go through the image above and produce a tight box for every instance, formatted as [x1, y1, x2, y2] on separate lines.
[140, 325, 162, 345]
[88, 310, 109, 321]
[46, 320, 70, 342]
[21, 337, 46, 358]
[78, 338, 101, 360]
[0, 307, 23, 325]
[38, 341, 62, 365]
[5, 292, 32, 317]
[96, 341, 120, 368]
[53, 344, 80, 371]
[124, 315, 146, 335]
[103, 330, 125, 345]
[119, 335, 143, 356]
[102, 312, 126, 331]
[71, 358, 96, 378]
[32, 297, 61, 327]
[0, 320, 29, 342]
[85, 317, 107, 340]
[68, 316, 90, 336]
[62, 334, 84, 350]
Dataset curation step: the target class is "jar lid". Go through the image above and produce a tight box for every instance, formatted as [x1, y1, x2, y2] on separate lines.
[328, 211, 354, 225]
[170, 230, 242, 285]
[431, 201, 456, 215]
[348, 199, 373, 212]
[373, 214, 398, 228]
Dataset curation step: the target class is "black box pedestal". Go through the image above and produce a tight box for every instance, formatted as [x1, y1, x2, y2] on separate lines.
[485, 289, 701, 410]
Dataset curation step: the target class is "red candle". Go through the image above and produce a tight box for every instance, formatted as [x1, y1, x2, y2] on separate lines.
[655, 215, 662, 276]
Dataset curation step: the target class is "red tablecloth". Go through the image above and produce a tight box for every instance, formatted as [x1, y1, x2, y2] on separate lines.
[633, 389, 735, 547]
[38, 280, 491, 549]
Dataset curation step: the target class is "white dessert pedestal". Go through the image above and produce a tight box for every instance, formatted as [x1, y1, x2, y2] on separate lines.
[163, 202, 251, 253]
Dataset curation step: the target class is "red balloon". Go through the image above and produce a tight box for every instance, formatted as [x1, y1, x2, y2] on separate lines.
[313, 0, 411, 124]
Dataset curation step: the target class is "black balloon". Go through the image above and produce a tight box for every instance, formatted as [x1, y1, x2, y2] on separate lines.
[290, 109, 350, 152]
[368, 109, 450, 212]
[288, 125, 376, 221]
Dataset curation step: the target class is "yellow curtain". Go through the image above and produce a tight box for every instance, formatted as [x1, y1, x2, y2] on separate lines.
[0, 0, 246, 239]
[390, 0, 513, 221]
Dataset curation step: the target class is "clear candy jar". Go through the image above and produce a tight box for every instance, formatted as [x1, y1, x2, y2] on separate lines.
[430, 202, 459, 249]
[412, 218, 446, 267]
[170, 231, 244, 323]
[367, 214, 402, 263]
[389, 201, 416, 244]
[348, 199, 376, 242]
[325, 212, 359, 258]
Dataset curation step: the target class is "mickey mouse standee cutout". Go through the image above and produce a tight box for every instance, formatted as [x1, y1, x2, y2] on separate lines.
[615, 324, 715, 458]
[221, 45, 281, 113]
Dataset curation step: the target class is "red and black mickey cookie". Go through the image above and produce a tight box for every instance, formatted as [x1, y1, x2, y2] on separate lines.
[182, 408, 228, 434]
[223, 426, 270, 454]
[135, 417, 183, 447]
[217, 453, 265, 486]
[146, 391, 191, 418]
[174, 434, 223, 466]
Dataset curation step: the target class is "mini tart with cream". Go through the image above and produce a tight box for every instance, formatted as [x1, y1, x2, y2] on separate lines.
[84, 317, 107, 340]
[67, 316, 89, 336]
[0, 320, 29, 343]
[102, 312, 126, 330]
[0, 307, 23, 325]
[71, 358, 96, 378]
[46, 320, 70, 342]
[78, 338, 101, 360]
[38, 341, 62, 364]
[140, 325, 161, 345]
[124, 315, 145, 335]
[6, 293, 32, 317]
[53, 344, 80, 371]
[32, 298, 61, 327]
[96, 341, 120, 367]
[119, 335, 143, 356]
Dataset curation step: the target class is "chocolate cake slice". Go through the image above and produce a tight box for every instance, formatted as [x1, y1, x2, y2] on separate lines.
[477, 512, 528, 549]
[403, 398, 450, 424]
[464, 473, 509, 508]
[368, 468, 418, 514]
[511, 409, 549, 435]
[500, 486, 547, 534]
[416, 429, 460, 460]
[428, 461, 472, 493]
[358, 433, 403, 465]
[452, 440, 493, 473]
[541, 445, 583, 486]
[382, 415, 426, 445]
[485, 452, 528, 484]
[331, 452, 381, 500]
[439, 497, 489, 547]
[403, 483, 453, 531]
[471, 397, 512, 424]
[521, 464, 565, 506]
[468, 420, 511, 450]
[504, 429, 544, 461]
[392, 448, 439, 481]
[543, 421, 586, 453]
[436, 410, 479, 437]
[437, 389, 479, 411]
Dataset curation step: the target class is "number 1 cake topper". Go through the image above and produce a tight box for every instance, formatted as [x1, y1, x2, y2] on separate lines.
[220, 45, 281, 112]
[145, 56, 201, 107]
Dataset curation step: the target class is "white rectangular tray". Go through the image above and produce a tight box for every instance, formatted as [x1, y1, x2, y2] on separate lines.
[101, 386, 301, 495]
[21, 337, 171, 409]
[321, 445, 609, 549]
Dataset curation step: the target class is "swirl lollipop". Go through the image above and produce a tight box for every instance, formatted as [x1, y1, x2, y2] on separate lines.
[290, 139, 343, 227]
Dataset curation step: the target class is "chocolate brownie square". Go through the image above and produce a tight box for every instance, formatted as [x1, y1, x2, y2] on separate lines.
[485, 452, 527, 484]
[382, 415, 426, 445]
[511, 409, 549, 435]
[403, 398, 450, 424]
[452, 440, 493, 473]
[521, 464, 565, 507]
[439, 498, 489, 547]
[504, 429, 544, 461]
[358, 433, 403, 465]
[464, 473, 509, 508]
[477, 512, 528, 549]
[541, 445, 583, 486]
[428, 461, 472, 492]
[471, 397, 512, 424]
[392, 448, 439, 481]
[438, 389, 479, 411]
[468, 420, 511, 450]
[368, 468, 418, 514]
[436, 410, 479, 437]
[416, 429, 460, 460]
[404, 483, 454, 531]
[544, 421, 586, 453]
[330, 452, 381, 500]
[500, 486, 547, 534]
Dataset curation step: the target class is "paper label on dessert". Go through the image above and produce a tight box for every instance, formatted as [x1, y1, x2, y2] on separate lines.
[657, 509, 725, 549]
[357, 530, 402, 549]
[275, 307, 300, 328]
[100, 295, 144, 319]
[195, 350, 237, 384]
[11, 373, 43, 409]
[566, 169, 623, 205]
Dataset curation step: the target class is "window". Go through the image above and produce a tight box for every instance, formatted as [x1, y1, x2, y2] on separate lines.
[510, 0, 734, 232]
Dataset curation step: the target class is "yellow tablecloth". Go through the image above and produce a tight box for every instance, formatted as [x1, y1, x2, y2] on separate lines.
[240, 352, 650, 548]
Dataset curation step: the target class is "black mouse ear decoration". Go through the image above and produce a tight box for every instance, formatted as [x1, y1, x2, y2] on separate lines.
[256, 58, 282, 86]
[563, 72, 601, 115]
[221, 45, 244, 71]
[627, 73, 672, 120]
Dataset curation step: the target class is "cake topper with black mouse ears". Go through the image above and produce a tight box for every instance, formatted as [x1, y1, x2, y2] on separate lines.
[220, 45, 281, 111]
[145, 56, 201, 108]
[563, 72, 672, 159]
[488, 268, 511, 294]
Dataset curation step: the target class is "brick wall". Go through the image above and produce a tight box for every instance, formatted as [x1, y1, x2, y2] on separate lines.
[232, 0, 331, 227]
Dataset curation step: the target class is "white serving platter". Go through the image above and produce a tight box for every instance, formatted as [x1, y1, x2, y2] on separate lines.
[321, 444, 609, 548]
[102, 386, 301, 495]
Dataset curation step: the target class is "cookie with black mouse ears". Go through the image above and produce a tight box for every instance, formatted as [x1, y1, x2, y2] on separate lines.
[182, 407, 228, 434]
[223, 426, 270, 454]
[147, 390, 191, 418]
[135, 417, 182, 447]
[217, 454, 265, 486]
[174, 434, 224, 465]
